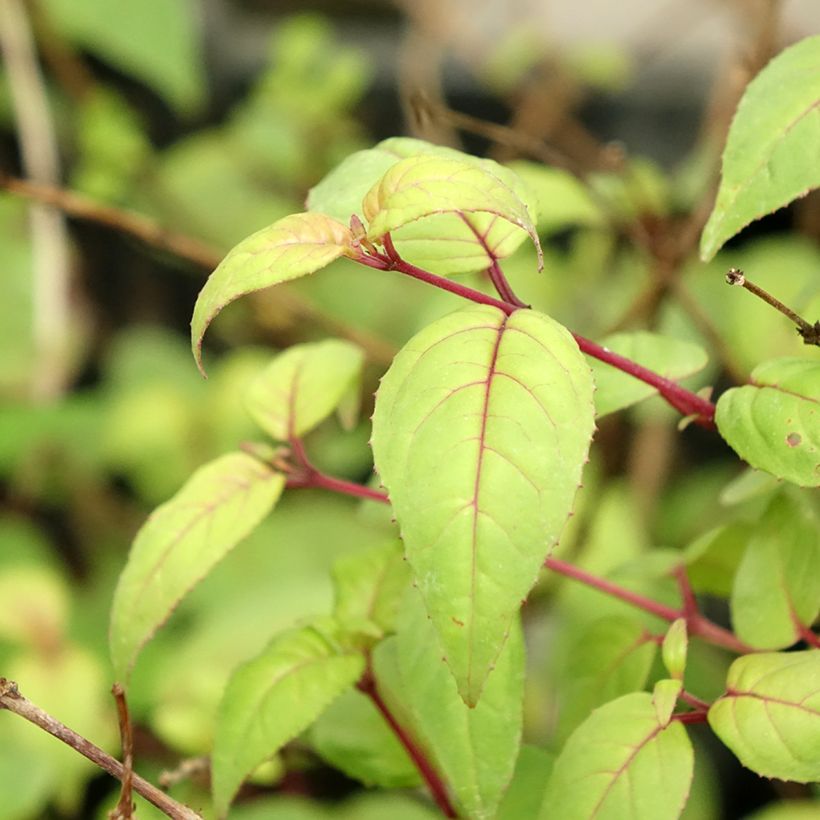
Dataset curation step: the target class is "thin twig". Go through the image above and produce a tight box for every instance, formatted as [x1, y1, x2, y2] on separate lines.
[726, 268, 820, 345]
[110, 684, 135, 820]
[0, 679, 202, 820]
[0, 0, 72, 399]
[0, 175, 397, 365]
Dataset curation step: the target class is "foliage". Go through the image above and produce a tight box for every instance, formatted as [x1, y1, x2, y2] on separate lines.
[1, 5, 819, 820]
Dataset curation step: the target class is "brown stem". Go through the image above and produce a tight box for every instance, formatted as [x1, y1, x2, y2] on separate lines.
[0, 175, 397, 365]
[357, 665, 457, 817]
[0, 679, 202, 820]
[111, 684, 135, 819]
[725, 268, 820, 345]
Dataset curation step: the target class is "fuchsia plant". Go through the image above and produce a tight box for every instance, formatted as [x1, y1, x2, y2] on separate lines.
[110, 37, 818, 819]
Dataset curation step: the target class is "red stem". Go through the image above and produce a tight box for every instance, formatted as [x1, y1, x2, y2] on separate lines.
[672, 711, 709, 725]
[284, 470, 751, 655]
[679, 690, 711, 712]
[355, 241, 716, 427]
[357, 665, 457, 817]
[544, 557, 751, 653]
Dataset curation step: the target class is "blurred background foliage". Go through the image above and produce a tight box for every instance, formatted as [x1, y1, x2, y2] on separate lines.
[0, 1, 819, 818]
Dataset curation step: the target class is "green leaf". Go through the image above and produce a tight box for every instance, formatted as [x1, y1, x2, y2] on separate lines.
[715, 358, 820, 487]
[42, 0, 205, 112]
[590, 331, 708, 417]
[109, 452, 285, 682]
[662, 619, 688, 681]
[212, 620, 365, 817]
[683, 523, 751, 598]
[496, 746, 556, 820]
[374, 590, 525, 820]
[371, 305, 594, 704]
[652, 679, 683, 726]
[730, 493, 820, 649]
[363, 155, 543, 272]
[244, 340, 364, 442]
[701, 35, 820, 260]
[745, 801, 820, 820]
[309, 137, 540, 275]
[708, 651, 820, 783]
[309, 688, 420, 789]
[539, 692, 694, 820]
[554, 615, 658, 743]
[191, 213, 354, 374]
[332, 542, 409, 638]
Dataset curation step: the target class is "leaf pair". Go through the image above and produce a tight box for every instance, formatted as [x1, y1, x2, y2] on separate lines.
[191, 141, 543, 374]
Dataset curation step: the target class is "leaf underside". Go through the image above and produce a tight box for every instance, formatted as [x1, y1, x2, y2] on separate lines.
[371, 304, 595, 705]
[191, 212, 353, 374]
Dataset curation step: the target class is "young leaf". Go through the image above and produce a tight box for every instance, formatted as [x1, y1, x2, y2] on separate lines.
[309, 137, 540, 275]
[109, 452, 285, 682]
[362, 155, 543, 271]
[538, 691, 694, 820]
[652, 679, 683, 726]
[715, 358, 820, 487]
[244, 340, 364, 442]
[701, 35, 820, 260]
[371, 305, 594, 705]
[212, 620, 365, 817]
[662, 619, 688, 681]
[374, 590, 526, 820]
[191, 213, 354, 374]
[331, 541, 409, 637]
[730, 493, 820, 649]
[590, 331, 708, 418]
[708, 651, 820, 783]
[309, 688, 420, 789]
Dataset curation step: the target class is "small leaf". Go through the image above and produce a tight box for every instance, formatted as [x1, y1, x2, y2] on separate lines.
[332, 542, 409, 637]
[590, 331, 708, 418]
[652, 679, 683, 726]
[309, 688, 420, 789]
[708, 651, 820, 783]
[715, 357, 820, 487]
[363, 155, 543, 271]
[539, 691, 694, 820]
[701, 35, 820, 260]
[662, 619, 688, 681]
[212, 620, 365, 817]
[730, 493, 820, 649]
[244, 340, 364, 441]
[109, 452, 285, 682]
[309, 138, 540, 275]
[371, 305, 594, 704]
[374, 590, 525, 820]
[191, 213, 354, 374]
